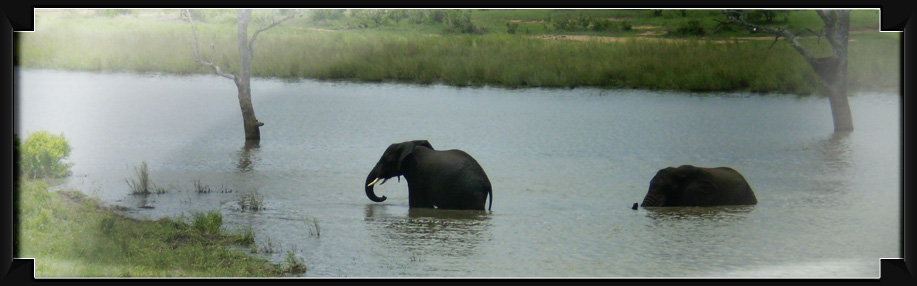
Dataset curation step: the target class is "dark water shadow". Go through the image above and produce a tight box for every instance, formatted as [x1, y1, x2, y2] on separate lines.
[363, 204, 492, 258]
[236, 140, 260, 172]
[642, 205, 756, 224]
[406, 207, 491, 220]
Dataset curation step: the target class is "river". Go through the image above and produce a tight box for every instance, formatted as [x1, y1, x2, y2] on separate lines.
[15, 69, 901, 278]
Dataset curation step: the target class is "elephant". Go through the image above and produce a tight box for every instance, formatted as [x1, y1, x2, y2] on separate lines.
[365, 140, 493, 210]
[638, 165, 757, 207]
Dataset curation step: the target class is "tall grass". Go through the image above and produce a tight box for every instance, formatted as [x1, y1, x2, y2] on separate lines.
[17, 11, 899, 94]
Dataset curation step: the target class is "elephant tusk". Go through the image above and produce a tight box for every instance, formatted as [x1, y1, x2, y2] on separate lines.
[367, 177, 381, 187]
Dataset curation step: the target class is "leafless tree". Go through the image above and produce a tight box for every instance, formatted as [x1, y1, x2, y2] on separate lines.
[185, 9, 301, 140]
[721, 10, 854, 132]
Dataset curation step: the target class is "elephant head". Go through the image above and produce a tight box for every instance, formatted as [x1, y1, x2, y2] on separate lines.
[640, 165, 757, 207]
[364, 140, 492, 210]
[364, 140, 434, 202]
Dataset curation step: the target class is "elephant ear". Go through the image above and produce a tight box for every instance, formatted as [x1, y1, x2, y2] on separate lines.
[412, 140, 433, 150]
[394, 142, 420, 173]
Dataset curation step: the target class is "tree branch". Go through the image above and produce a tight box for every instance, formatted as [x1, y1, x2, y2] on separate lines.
[816, 10, 849, 57]
[185, 9, 236, 82]
[721, 10, 818, 64]
[247, 10, 301, 60]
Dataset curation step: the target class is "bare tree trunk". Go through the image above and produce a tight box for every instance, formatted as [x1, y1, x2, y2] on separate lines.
[815, 10, 853, 132]
[722, 10, 854, 132]
[186, 9, 299, 141]
[236, 10, 263, 140]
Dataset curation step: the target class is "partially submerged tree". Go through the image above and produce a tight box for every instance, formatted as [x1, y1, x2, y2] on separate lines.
[185, 9, 301, 140]
[722, 10, 854, 132]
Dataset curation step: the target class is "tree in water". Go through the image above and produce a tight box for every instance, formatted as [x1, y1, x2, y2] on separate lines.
[722, 10, 854, 132]
[185, 9, 301, 140]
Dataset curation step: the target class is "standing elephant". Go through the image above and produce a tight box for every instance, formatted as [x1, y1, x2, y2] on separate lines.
[365, 140, 493, 210]
[639, 165, 757, 207]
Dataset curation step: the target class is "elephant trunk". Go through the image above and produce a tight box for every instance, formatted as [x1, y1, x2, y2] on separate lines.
[640, 190, 664, 207]
[365, 168, 387, 202]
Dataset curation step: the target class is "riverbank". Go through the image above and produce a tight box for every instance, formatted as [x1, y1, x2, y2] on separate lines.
[16, 9, 899, 94]
[15, 179, 303, 277]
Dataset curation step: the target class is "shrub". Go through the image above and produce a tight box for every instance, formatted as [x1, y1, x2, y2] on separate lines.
[20, 131, 73, 179]
[442, 10, 485, 34]
[506, 21, 519, 34]
[674, 20, 706, 36]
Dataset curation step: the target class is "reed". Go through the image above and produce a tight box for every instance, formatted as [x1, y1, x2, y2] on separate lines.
[238, 191, 265, 212]
[125, 162, 154, 195]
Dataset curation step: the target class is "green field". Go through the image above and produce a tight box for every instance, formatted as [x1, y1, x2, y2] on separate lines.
[16, 9, 899, 93]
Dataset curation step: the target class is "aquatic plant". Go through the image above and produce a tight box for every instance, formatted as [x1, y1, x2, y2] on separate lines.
[238, 191, 265, 212]
[125, 162, 158, 195]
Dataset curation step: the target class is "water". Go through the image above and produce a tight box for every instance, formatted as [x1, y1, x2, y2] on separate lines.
[15, 69, 901, 278]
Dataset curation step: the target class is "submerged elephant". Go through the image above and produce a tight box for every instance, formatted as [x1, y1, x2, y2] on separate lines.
[365, 140, 493, 210]
[639, 165, 757, 207]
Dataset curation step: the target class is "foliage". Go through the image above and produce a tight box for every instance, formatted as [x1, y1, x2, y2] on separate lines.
[506, 21, 519, 34]
[548, 13, 629, 32]
[324, 9, 485, 34]
[20, 130, 73, 180]
[745, 10, 790, 24]
[441, 10, 486, 34]
[672, 20, 706, 36]
[310, 9, 345, 21]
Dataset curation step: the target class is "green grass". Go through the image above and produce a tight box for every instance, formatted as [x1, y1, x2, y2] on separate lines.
[16, 9, 898, 94]
[14, 179, 302, 277]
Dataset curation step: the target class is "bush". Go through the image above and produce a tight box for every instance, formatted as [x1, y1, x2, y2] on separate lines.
[506, 21, 519, 34]
[442, 10, 485, 34]
[310, 9, 345, 21]
[673, 20, 706, 36]
[20, 131, 73, 179]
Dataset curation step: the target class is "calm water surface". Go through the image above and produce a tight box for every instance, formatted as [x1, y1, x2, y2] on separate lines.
[16, 69, 901, 277]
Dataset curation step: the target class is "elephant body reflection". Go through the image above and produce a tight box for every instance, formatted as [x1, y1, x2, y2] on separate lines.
[363, 204, 492, 258]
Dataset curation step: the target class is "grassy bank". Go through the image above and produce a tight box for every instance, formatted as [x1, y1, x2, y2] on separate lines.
[16, 9, 900, 94]
[14, 179, 301, 277]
